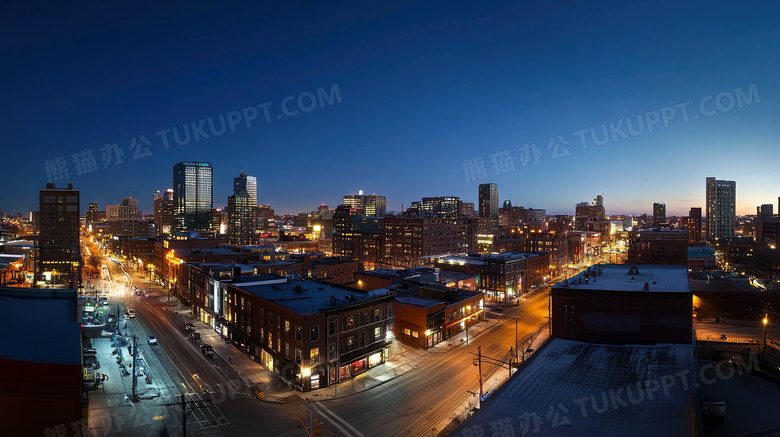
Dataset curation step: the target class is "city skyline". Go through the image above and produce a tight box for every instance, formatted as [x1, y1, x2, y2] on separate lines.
[2, 2, 779, 216]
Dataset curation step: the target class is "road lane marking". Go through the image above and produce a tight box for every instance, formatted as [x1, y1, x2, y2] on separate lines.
[316, 401, 365, 437]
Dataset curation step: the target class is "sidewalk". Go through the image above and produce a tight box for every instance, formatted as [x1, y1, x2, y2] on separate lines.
[86, 335, 170, 437]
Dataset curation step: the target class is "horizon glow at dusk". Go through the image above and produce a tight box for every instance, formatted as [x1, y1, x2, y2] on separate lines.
[2, 1, 779, 217]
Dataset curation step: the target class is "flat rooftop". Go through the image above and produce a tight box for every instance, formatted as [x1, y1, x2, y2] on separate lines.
[555, 264, 690, 292]
[454, 338, 695, 437]
[235, 280, 391, 314]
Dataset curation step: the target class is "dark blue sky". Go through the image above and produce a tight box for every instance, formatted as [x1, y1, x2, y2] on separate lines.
[2, 1, 779, 217]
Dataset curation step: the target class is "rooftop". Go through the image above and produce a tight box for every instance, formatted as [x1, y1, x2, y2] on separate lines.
[395, 296, 444, 308]
[555, 264, 690, 292]
[455, 338, 695, 437]
[234, 279, 392, 314]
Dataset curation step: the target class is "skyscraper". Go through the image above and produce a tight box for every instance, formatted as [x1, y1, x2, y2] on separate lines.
[478, 183, 499, 227]
[652, 203, 666, 227]
[343, 192, 386, 217]
[705, 177, 736, 241]
[173, 161, 214, 232]
[234, 171, 258, 206]
[154, 189, 174, 235]
[38, 183, 81, 287]
[227, 189, 256, 246]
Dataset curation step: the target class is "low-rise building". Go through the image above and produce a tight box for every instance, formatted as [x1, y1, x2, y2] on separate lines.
[224, 279, 394, 391]
[551, 264, 692, 344]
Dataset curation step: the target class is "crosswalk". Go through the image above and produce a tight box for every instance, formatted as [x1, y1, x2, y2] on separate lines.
[165, 392, 230, 431]
[313, 401, 365, 437]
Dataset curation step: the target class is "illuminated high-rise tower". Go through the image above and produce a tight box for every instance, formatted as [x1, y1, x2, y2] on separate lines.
[173, 162, 213, 232]
[705, 177, 736, 241]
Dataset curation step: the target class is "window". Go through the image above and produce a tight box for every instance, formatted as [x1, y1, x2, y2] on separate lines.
[268, 312, 272, 325]
[295, 348, 302, 364]
[404, 328, 411, 336]
[373, 308, 380, 322]
[412, 331, 419, 338]
[328, 319, 337, 336]
[310, 325, 319, 342]
[268, 332, 273, 346]
[346, 315, 355, 330]
[346, 336, 354, 351]
[285, 342, 290, 358]
[374, 327, 381, 341]
[277, 338, 282, 352]
[363, 312, 369, 325]
[387, 304, 393, 318]
[329, 342, 337, 360]
[310, 347, 320, 365]
[295, 325, 302, 341]
[285, 320, 290, 333]
[277, 316, 281, 329]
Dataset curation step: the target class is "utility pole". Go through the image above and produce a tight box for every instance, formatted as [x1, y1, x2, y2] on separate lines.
[131, 335, 138, 401]
[515, 318, 518, 364]
[164, 394, 213, 437]
[477, 347, 483, 405]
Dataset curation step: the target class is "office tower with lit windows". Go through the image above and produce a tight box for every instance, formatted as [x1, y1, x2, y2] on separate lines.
[38, 183, 81, 287]
[478, 183, 499, 227]
[414, 196, 462, 218]
[227, 189, 256, 246]
[343, 192, 386, 217]
[234, 171, 258, 206]
[705, 177, 736, 241]
[173, 161, 214, 232]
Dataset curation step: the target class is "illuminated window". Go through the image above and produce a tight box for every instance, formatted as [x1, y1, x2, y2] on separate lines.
[285, 320, 290, 333]
[310, 347, 320, 365]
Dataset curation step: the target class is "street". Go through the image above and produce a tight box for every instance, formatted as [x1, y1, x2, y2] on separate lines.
[83, 235, 552, 436]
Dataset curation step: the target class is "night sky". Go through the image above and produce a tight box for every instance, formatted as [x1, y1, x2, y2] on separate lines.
[2, 1, 779, 217]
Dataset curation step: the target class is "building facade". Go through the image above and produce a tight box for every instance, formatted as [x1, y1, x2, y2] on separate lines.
[38, 183, 81, 287]
[343, 193, 386, 217]
[705, 177, 736, 241]
[173, 161, 214, 232]
[234, 171, 258, 206]
[478, 183, 498, 228]
[227, 189, 256, 246]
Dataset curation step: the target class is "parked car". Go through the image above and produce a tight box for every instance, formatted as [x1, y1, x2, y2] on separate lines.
[147, 336, 158, 345]
[189, 331, 201, 341]
[184, 321, 195, 331]
[200, 343, 214, 356]
[127, 309, 136, 318]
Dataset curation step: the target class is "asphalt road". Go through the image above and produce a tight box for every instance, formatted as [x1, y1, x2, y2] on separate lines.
[318, 293, 551, 437]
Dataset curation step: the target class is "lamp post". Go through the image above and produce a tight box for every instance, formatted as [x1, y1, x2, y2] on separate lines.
[763, 313, 768, 358]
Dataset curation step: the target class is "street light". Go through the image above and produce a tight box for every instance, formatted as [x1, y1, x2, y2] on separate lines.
[763, 315, 769, 357]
